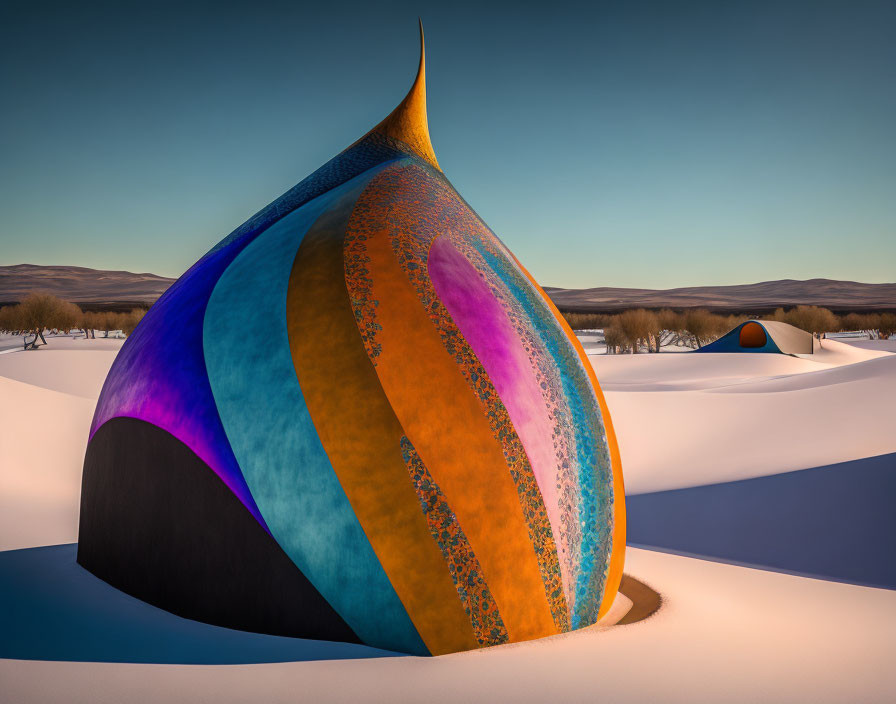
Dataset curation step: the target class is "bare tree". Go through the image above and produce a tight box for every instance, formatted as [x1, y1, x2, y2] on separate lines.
[603, 324, 627, 354]
[561, 311, 611, 330]
[853, 312, 882, 338]
[785, 305, 839, 346]
[725, 314, 751, 331]
[0, 305, 23, 333]
[642, 309, 684, 352]
[82, 310, 110, 339]
[683, 309, 718, 348]
[77, 310, 95, 338]
[54, 301, 82, 334]
[17, 293, 67, 349]
[616, 309, 657, 354]
[87, 311, 117, 338]
[878, 313, 896, 339]
[0, 296, 142, 346]
[766, 308, 787, 323]
[120, 308, 147, 335]
[841, 312, 866, 332]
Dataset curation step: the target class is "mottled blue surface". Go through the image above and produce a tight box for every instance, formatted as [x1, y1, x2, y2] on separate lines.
[203, 166, 427, 656]
[627, 452, 896, 589]
[0, 544, 403, 664]
[90, 134, 409, 531]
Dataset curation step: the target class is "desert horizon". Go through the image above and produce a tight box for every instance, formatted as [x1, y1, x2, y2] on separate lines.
[2, 263, 894, 314]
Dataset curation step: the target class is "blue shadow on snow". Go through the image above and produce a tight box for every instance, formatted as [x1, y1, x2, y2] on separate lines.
[627, 452, 896, 590]
[0, 543, 404, 664]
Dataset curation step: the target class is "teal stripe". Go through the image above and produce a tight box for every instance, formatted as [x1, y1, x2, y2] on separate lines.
[203, 167, 427, 655]
[472, 238, 614, 629]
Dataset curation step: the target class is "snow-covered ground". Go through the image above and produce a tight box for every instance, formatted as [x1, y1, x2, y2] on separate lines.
[576, 329, 695, 355]
[3, 547, 892, 704]
[0, 335, 123, 552]
[0, 330, 125, 355]
[593, 338, 896, 493]
[1, 334, 894, 702]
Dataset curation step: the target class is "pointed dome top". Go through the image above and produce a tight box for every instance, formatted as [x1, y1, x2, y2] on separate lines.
[371, 19, 440, 171]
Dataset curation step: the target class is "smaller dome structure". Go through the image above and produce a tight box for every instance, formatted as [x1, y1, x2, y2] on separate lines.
[697, 320, 814, 355]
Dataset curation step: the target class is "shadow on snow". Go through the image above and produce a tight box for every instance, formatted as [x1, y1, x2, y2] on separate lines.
[0, 544, 403, 664]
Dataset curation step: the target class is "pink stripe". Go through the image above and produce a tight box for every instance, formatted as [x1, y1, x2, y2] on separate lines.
[428, 236, 566, 584]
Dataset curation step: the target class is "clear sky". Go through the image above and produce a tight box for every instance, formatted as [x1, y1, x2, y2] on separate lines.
[1, 0, 893, 289]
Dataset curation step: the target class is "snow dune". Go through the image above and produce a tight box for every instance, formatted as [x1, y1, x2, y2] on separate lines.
[0, 377, 96, 552]
[1, 335, 894, 702]
[591, 339, 896, 493]
[0, 337, 123, 551]
[2, 548, 893, 703]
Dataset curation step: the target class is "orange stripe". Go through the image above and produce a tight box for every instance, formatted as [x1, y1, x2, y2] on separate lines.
[287, 188, 478, 655]
[358, 218, 558, 644]
[511, 257, 626, 621]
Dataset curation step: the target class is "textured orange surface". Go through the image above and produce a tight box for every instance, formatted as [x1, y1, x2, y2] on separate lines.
[354, 186, 558, 644]
[286, 185, 477, 655]
[739, 321, 768, 348]
[362, 163, 569, 630]
[400, 436, 510, 648]
[369, 21, 440, 171]
[511, 256, 626, 622]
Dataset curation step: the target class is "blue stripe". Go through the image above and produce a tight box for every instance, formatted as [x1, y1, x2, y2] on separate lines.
[203, 166, 427, 655]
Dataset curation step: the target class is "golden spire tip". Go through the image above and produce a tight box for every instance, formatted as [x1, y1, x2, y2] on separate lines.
[369, 19, 440, 170]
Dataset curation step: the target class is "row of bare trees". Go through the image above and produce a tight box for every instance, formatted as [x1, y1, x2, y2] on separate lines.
[765, 307, 896, 338]
[609, 309, 747, 353]
[0, 293, 146, 349]
[567, 309, 747, 353]
[563, 306, 896, 354]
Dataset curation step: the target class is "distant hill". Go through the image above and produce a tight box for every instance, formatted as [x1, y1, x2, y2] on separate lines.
[2, 266, 893, 313]
[544, 279, 896, 313]
[0, 264, 176, 304]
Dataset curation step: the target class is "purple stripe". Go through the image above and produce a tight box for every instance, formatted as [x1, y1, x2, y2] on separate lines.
[90, 241, 266, 529]
[427, 236, 567, 588]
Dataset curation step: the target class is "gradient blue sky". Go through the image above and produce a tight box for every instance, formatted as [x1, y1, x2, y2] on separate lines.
[1, 0, 893, 288]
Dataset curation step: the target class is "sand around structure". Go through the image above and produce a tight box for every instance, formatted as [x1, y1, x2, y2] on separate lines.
[1, 334, 894, 702]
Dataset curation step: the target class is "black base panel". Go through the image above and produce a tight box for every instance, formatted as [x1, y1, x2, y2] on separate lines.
[77, 416, 360, 644]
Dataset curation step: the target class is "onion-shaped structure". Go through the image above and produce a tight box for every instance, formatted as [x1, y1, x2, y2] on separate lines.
[77, 23, 625, 655]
